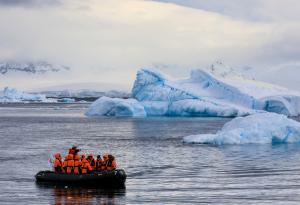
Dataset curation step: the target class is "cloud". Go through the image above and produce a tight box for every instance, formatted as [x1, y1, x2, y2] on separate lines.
[0, 0, 61, 7]
[256, 23, 300, 64]
[0, 0, 299, 90]
[152, 0, 300, 22]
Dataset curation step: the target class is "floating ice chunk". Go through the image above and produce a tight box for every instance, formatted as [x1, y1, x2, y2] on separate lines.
[0, 87, 47, 102]
[85, 96, 146, 117]
[183, 113, 300, 145]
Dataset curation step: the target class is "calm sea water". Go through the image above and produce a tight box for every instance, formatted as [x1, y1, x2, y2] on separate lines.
[0, 104, 300, 205]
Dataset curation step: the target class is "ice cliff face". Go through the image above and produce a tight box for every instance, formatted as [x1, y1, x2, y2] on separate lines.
[86, 65, 300, 117]
[0, 61, 69, 75]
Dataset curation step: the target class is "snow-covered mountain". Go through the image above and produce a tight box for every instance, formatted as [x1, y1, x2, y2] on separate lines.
[0, 61, 70, 75]
[86, 65, 300, 117]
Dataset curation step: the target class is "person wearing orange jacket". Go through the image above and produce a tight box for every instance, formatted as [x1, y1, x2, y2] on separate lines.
[106, 154, 117, 171]
[81, 155, 93, 174]
[53, 153, 63, 173]
[96, 155, 103, 171]
[69, 146, 80, 155]
[73, 154, 81, 174]
[87, 154, 96, 170]
[101, 154, 109, 170]
[62, 155, 69, 173]
[63, 154, 74, 174]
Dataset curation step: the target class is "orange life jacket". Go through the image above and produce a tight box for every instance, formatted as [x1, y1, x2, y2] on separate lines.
[73, 155, 81, 174]
[87, 156, 96, 170]
[53, 159, 62, 173]
[63, 154, 74, 174]
[81, 158, 93, 174]
[102, 155, 117, 171]
[106, 159, 117, 171]
[66, 160, 74, 173]
[53, 153, 62, 173]
[62, 155, 68, 173]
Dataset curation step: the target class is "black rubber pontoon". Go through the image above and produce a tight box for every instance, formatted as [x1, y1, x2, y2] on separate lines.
[35, 169, 126, 188]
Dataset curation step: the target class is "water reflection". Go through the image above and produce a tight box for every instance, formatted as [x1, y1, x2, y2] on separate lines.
[37, 184, 125, 205]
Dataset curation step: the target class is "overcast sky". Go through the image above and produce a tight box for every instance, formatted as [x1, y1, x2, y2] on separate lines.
[0, 0, 299, 90]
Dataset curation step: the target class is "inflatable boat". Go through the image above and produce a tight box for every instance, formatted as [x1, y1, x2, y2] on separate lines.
[35, 169, 126, 188]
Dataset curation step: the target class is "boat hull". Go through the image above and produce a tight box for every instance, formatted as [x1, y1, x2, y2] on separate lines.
[35, 169, 126, 188]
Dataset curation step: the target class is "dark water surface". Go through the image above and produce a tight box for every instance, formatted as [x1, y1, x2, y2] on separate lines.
[0, 104, 300, 204]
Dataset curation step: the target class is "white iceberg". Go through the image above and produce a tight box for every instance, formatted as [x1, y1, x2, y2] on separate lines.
[183, 113, 300, 145]
[86, 63, 300, 117]
[86, 96, 146, 117]
[0, 87, 51, 102]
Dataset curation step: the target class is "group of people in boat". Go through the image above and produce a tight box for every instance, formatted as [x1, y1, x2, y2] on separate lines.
[52, 146, 117, 174]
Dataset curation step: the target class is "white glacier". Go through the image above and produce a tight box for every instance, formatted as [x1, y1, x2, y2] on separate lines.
[183, 113, 300, 145]
[85, 96, 146, 117]
[86, 63, 300, 117]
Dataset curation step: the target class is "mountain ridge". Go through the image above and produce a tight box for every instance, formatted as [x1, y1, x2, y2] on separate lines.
[0, 61, 70, 75]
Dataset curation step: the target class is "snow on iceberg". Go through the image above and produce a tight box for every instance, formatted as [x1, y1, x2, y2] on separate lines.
[86, 62, 300, 117]
[183, 113, 300, 145]
[86, 96, 146, 117]
[130, 68, 256, 117]
[205, 61, 300, 116]
[0, 87, 50, 102]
